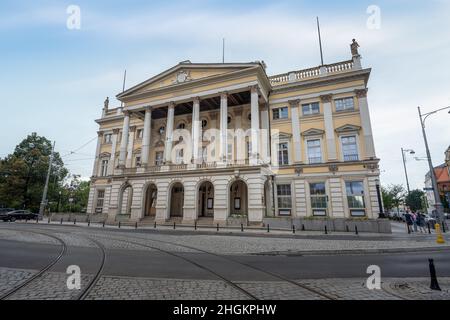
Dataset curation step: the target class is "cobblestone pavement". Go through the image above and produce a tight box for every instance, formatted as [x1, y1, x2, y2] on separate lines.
[0, 228, 59, 245]
[2, 267, 449, 300]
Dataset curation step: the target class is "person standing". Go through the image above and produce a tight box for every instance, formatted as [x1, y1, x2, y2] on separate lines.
[412, 211, 418, 232]
[416, 212, 427, 233]
[405, 209, 413, 233]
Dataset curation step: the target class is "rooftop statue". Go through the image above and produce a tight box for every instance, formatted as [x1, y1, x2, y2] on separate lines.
[351, 39, 360, 56]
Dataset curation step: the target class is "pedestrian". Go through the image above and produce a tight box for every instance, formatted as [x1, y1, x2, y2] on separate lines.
[405, 209, 413, 233]
[412, 211, 418, 232]
[416, 212, 426, 233]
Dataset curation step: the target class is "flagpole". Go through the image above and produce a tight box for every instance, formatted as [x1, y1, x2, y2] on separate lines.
[317, 17, 324, 66]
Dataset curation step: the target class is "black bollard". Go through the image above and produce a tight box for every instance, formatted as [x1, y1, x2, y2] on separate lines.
[48, 217, 50, 224]
[302, 224, 305, 231]
[102, 220, 105, 228]
[60, 218, 63, 225]
[355, 225, 358, 235]
[88, 220, 90, 227]
[346, 225, 349, 233]
[429, 259, 441, 291]
[442, 223, 446, 233]
[135, 222, 138, 229]
[173, 222, 176, 230]
[241, 224, 244, 232]
[36, 216, 39, 224]
[428, 222, 431, 234]
[292, 225, 296, 234]
[118, 221, 121, 228]
[74, 219, 76, 225]
[194, 221, 197, 230]
[154, 221, 157, 229]
[217, 223, 219, 232]
[267, 224, 270, 233]
[324, 225, 328, 235]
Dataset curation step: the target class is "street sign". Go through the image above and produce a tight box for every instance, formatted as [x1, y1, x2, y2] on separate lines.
[423, 187, 434, 191]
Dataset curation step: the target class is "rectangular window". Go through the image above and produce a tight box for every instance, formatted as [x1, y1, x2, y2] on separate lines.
[96, 190, 105, 213]
[277, 184, 292, 216]
[136, 129, 144, 139]
[310, 182, 327, 216]
[100, 159, 108, 177]
[341, 136, 359, 161]
[175, 149, 184, 164]
[307, 139, 322, 164]
[278, 143, 289, 166]
[104, 134, 112, 144]
[335, 97, 355, 112]
[201, 146, 208, 162]
[273, 107, 289, 120]
[247, 141, 252, 159]
[135, 156, 141, 167]
[155, 151, 164, 166]
[227, 143, 233, 161]
[346, 181, 366, 217]
[302, 102, 320, 116]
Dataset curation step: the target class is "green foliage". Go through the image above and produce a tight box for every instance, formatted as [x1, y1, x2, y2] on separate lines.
[381, 184, 407, 211]
[405, 189, 426, 212]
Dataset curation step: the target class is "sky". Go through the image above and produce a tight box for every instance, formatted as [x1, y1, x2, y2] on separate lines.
[0, 0, 449, 190]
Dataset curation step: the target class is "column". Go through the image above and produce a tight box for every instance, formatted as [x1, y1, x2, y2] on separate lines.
[92, 131, 103, 176]
[141, 107, 152, 167]
[126, 126, 136, 167]
[250, 85, 260, 165]
[108, 129, 119, 175]
[321, 94, 337, 160]
[164, 102, 175, 163]
[118, 111, 130, 167]
[208, 111, 219, 163]
[219, 92, 228, 163]
[289, 100, 302, 163]
[191, 97, 201, 163]
[356, 89, 376, 159]
[234, 109, 245, 162]
[260, 103, 270, 164]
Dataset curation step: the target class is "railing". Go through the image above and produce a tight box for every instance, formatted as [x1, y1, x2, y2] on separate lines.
[196, 162, 217, 169]
[343, 154, 359, 162]
[227, 159, 250, 167]
[269, 60, 355, 86]
[169, 163, 187, 171]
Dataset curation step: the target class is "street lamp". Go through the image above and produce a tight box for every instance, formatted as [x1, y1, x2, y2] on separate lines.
[418, 105, 450, 224]
[401, 148, 415, 194]
[374, 178, 385, 219]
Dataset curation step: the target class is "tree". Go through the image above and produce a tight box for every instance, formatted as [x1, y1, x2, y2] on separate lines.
[405, 189, 426, 212]
[381, 184, 407, 212]
[0, 133, 68, 212]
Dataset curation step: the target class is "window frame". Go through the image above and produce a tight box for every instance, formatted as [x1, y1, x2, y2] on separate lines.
[334, 97, 355, 112]
[276, 183, 292, 216]
[273, 107, 289, 120]
[277, 142, 289, 166]
[302, 102, 320, 116]
[345, 181, 366, 217]
[155, 151, 164, 166]
[100, 159, 109, 177]
[340, 135, 360, 162]
[306, 138, 323, 164]
[309, 182, 328, 216]
[96, 190, 105, 213]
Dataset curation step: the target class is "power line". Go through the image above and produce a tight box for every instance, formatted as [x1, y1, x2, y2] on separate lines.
[61, 137, 97, 158]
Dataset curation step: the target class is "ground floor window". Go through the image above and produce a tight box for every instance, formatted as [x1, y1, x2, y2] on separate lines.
[276, 184, 292, 216]
[346, 181, 366, 217]
[310, 182, 327, 216]
[96, 190, 105, 213]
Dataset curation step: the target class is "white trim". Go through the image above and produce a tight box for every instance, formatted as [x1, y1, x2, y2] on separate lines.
[269, 86, 365, 105]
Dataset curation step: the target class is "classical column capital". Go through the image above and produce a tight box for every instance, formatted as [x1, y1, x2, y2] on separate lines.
[320, 94, 333, 103]
[123, 110, 131, 117]
[112, 128, 120, 134]
[193, 96, 201, 104]
[144, 105, 152, 112]
[355, 88, 368, 98]
[129, 126, 137, 132]
[220, 92, 228, 100]
[97, 131, 104, 137]
[168, 102, 176, 109]
[288, 99, 300, 107]
[250, 85, 259, 94]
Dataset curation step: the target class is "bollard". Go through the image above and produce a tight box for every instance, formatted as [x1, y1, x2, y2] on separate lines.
[355, 225, 358, 235]
[118, 221, 121, 229]
[267, 224, 270, 233]
[217, 223, 219, 232]
[302, 224, 305, 231]
[346, 225, 349, 233]
[74, 219, 76, 225]
[292, 225, 296, 234]
[135, 222, 138, 229]
[428, 222, 431, 234]
[324, 225, 328, 235]
[88, 220, 90, 227]
[154, 221, 156, 229]
[60, 218, 63, 225]
[173, 222, 176, 230]
[429, 259, 441, 291]
[102, 220, 105, 228]
[36, 216, 39, 224]
[194, 221, 197, 231]
[241, 224, 244, 232]
[48, 217, 50, 224]
[435, 224, 445, 244]
[442, 223, 446, 233]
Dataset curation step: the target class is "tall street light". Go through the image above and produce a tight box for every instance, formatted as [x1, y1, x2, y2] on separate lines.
[401, 148, 415, 194]
[418, 106, 450, 224]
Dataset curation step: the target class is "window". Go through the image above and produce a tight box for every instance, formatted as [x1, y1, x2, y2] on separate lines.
[277, 184, 292, 216]
[136, 129, 143, 139]
[273, 107, 288, 120]
[341, 136, 359, 161]
[96, 190, 105, 213]
[278, 143, 289, 166]
[100, 159, 108, 177]
[135, 156, 141, 167]
[177, 122, 185, 130]
[201, 146, 208, 162]
[310, 182, 327, 216]
[307, 139, 322, 164]
[175, 149, 184, 164]
[302, 102, 320, 116]
[346, 181, 366, 217]
[335, 97, 355, 112]
[227, 116, 232, 124]
[227, 144, 233, 161]
[247, 141, 252, 159]
[104, 134, 112, 144]
[201, 119, 208, 128]
[155, 151, 164, 166]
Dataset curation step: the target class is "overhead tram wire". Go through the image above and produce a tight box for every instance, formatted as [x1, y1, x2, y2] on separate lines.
[61, 136, 98, 159]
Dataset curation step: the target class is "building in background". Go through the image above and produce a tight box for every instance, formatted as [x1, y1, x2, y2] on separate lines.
[425, 146, 450, 213]
[87, 40, 388, 232]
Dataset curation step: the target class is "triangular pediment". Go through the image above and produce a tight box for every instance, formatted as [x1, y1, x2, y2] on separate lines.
[335, 124, 361, 133]
[272, 132, 292, 140]
[301, 128, 325, 136]
[117, 62, 261, 98]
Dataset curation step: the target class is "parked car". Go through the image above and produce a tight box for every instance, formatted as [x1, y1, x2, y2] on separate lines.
[1, 210, 38, 222]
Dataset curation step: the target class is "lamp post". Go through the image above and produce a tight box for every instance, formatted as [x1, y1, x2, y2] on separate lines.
[375, 178, 385, 218]
[418, 106, 450, 224]
[401, 148, 415, 194]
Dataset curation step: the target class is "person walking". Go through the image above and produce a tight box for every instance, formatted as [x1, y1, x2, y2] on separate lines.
[412, 211, 418, 232]
[416, 211, 426, 233]
[405, 209, 413, 233]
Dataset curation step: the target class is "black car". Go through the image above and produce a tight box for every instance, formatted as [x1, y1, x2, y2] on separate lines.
[1, 210, 38, 222]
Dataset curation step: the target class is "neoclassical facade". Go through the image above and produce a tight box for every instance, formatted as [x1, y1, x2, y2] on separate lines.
[87, 41, 382, 227]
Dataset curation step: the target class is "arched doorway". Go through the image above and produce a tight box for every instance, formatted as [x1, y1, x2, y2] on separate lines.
[144, 184, 157, 217]
[198, 181, 214, 218]
[229, 180, 248, 216]
[169, 182, 184, 217]
[119, 184, 133, 215]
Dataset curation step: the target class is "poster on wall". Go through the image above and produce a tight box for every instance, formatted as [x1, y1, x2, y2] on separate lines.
[207, 198, 214, 209]
[234, 197, 241, 210]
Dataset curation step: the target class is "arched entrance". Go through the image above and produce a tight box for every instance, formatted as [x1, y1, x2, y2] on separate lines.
[144, 184, 157, 217]
[198, 181, 214, 218]
[119, 184, 133, 215]
[169, 182, 184, 217]
[229, 180, 248, 216]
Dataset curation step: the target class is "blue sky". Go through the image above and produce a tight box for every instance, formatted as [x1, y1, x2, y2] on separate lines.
[1, 0, 449, 190]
